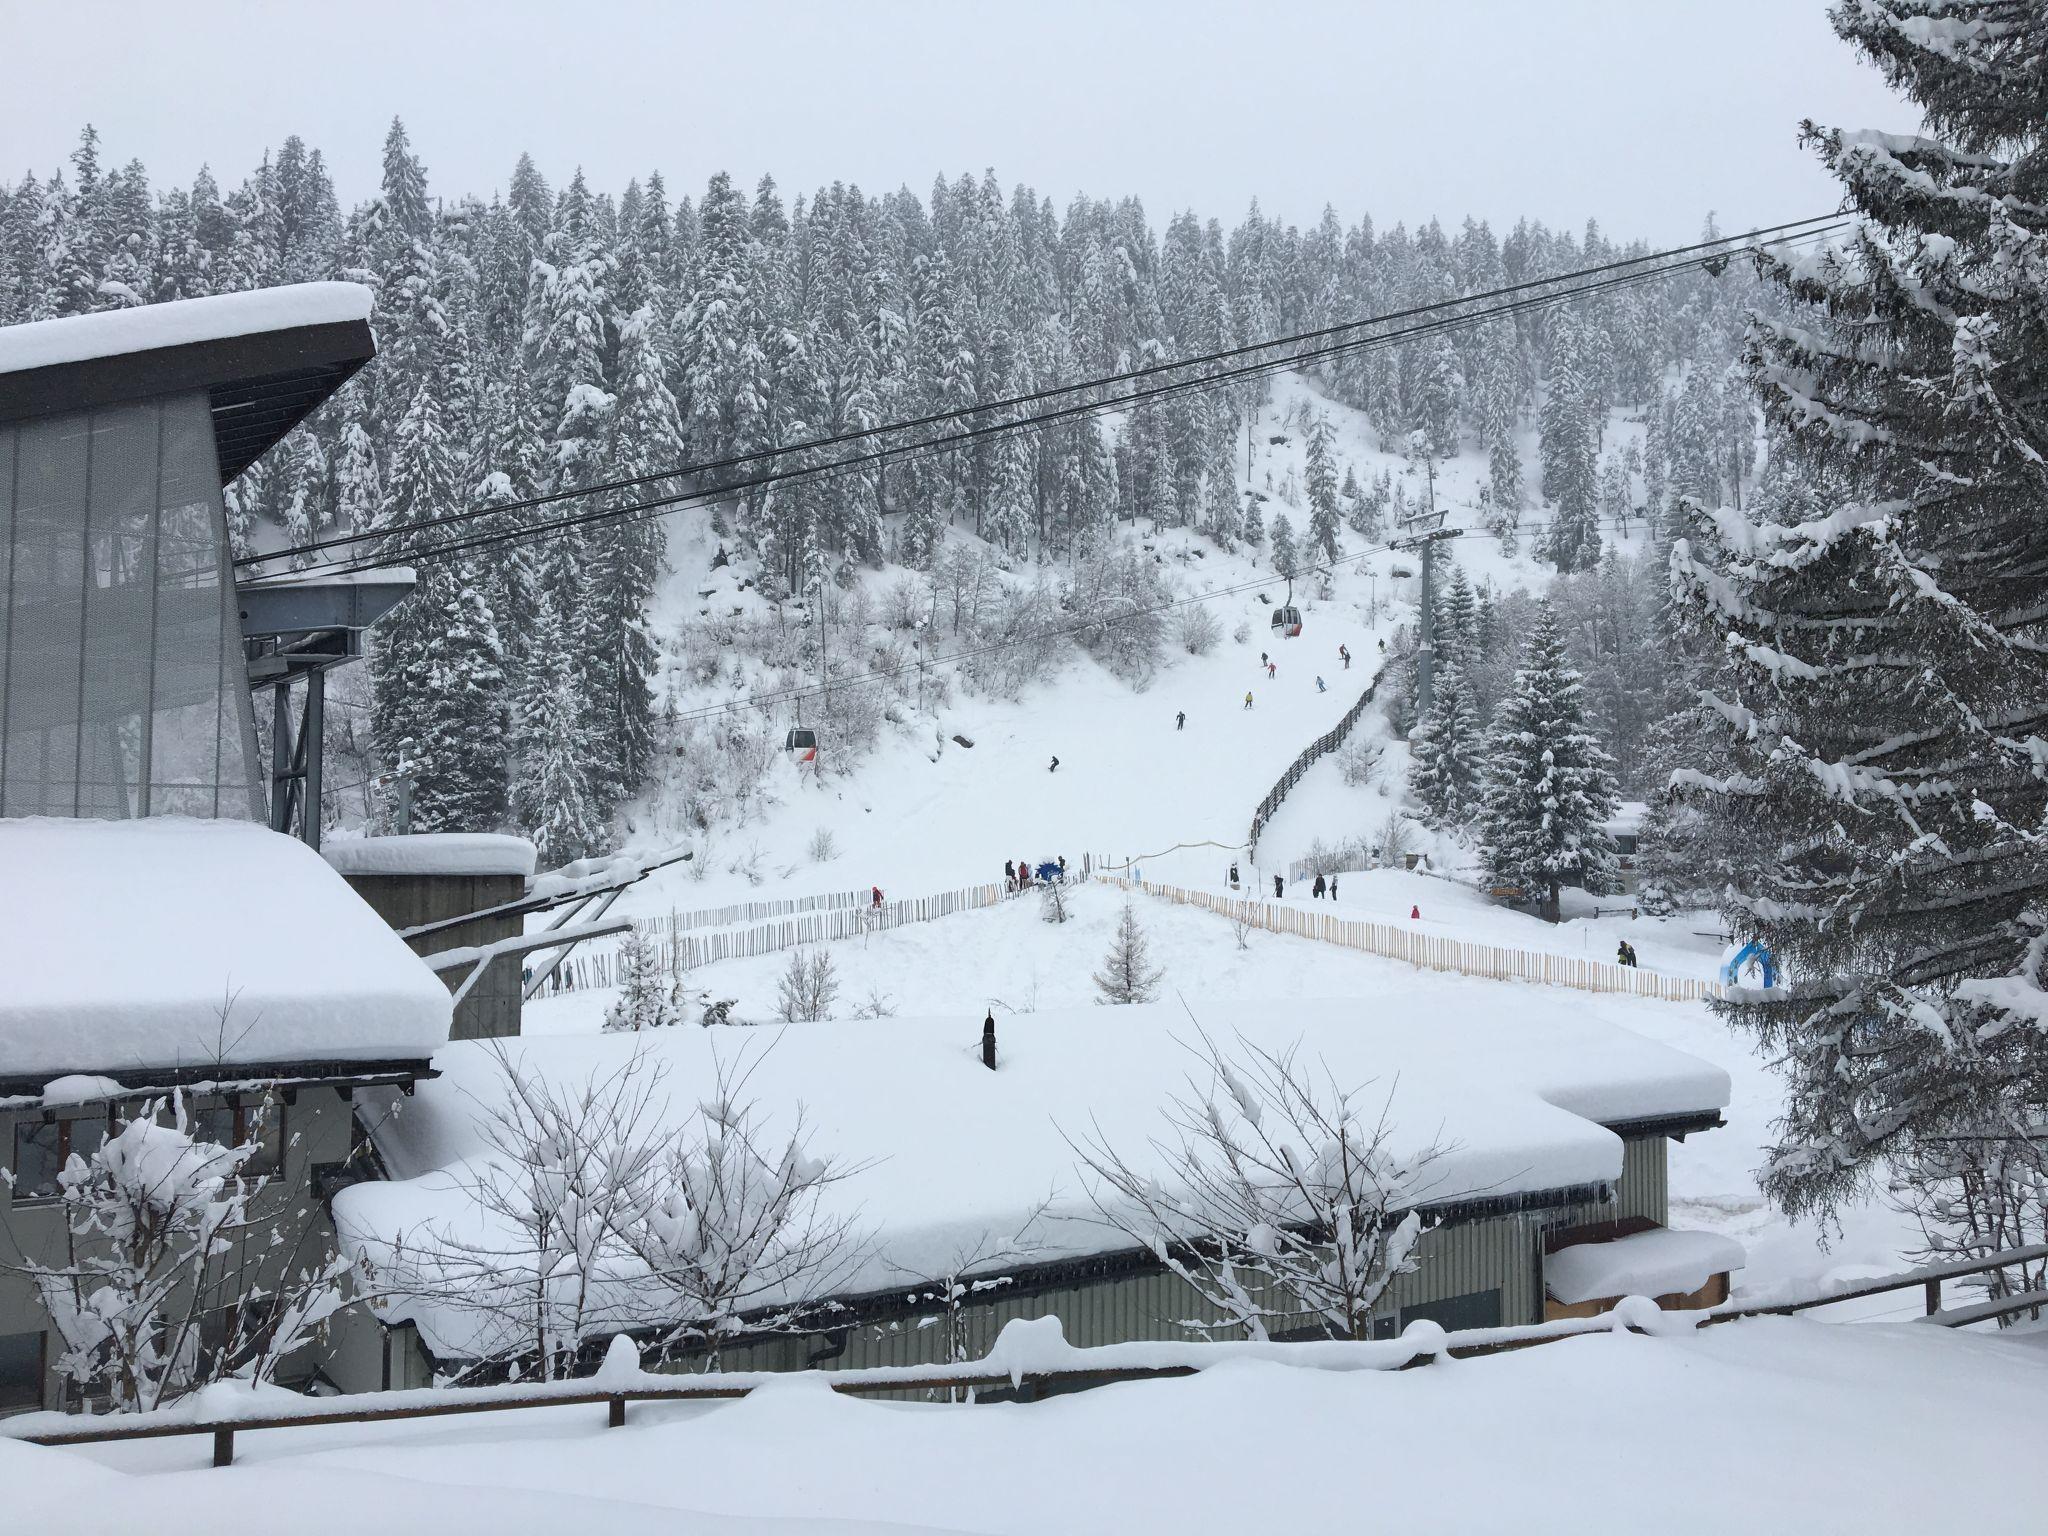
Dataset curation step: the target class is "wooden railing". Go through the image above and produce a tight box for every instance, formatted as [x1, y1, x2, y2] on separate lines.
[1099, 874, 1724, 1003]
[11, 1244, 2041, 1469]
[1247, 663, 1384, 862]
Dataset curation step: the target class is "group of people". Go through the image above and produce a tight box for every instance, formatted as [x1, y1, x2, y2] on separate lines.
[1616, 939, 1641, 968]
[1006, 856, 1068, 892]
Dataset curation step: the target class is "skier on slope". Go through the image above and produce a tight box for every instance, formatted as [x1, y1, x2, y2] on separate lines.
[1005, 859, 1016, 890]
[1049, 755, 1059, 773]
[1315, 676, 1327, 693]
[1176, 710, 1186, 731]
[871, 885, 884, 910]
[1340, 644, 1351, 670]
[1244, 691, 1254, 710]
[1266, 661, 1277, 679]
[1274, 874, 1285, 898]
[1312, 873, 1327, 899]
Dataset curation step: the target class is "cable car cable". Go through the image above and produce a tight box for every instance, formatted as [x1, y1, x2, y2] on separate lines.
[238, 213, 1844, 575]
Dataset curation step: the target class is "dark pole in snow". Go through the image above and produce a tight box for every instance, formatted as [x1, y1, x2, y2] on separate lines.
[982, 1012, 996, 1070]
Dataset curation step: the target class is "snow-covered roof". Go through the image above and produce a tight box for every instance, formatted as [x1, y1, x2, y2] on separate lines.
[323, 833, 538, 880]
[0, 283, 372, 377]
[0, 817, 450, 1083]
[1546, 1226, 1746, 1305]
[1605, 801, 1649, 836]
[336, 999, 1728, 1357]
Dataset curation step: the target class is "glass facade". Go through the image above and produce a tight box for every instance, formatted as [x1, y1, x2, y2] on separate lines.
[0, 392, 260, 819]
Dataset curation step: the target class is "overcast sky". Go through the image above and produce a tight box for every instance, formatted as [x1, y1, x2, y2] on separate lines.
[4, 0, 1912, 245]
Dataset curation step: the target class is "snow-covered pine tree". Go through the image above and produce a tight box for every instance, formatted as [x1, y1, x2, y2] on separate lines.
[1670, 2, 2048, 1223]
[1093, 900, 1164, 1005]
[1241, 490, 1265, 549]
[1269, 511, 1298, 579]
[1417, 333, 1462, 459]
[368, 378, 458, 778]
[604, 928, 680, 1032]
[513, 591, 607, 866]
[1303, 413, 1342, 563]
[580, 305, 676, 802]
[411, 563, 510, 833]
[1434, 562, 1478, 673]
[1202, 457, 1242, 548]
[1407, 664, 1483, 827]
[1478, 602, 1620, 921]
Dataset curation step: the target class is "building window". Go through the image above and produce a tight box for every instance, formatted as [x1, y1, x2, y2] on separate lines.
[182, 1097, 286, 1180]
[0, 1332, 46, 1415]
[9, 1110, 110, 1203]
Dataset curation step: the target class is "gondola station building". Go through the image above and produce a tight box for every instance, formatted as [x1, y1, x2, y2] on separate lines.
[0, 286, 457, 1412]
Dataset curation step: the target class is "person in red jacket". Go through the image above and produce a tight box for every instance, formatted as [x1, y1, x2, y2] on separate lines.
[871, 885, 883, 910]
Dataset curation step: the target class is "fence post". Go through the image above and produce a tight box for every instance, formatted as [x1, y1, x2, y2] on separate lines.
[212, 1427, 235, 1467]
[608, 1395, 627, 1428]
[1924, 1278, 1941, 1316]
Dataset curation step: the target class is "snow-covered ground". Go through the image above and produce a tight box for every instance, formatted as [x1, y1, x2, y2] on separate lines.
[530, 876, 1921, 1309]
[18, 1320, 2047, 1534]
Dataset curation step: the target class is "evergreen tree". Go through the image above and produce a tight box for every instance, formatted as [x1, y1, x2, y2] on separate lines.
[1303, 413, 1342, 563]
[1241, 490, 1265, 549]
[603, 928, 681, 1032]
[1416, 334, 1462, 458]
[1478, 603, 1620, 921]
[1269, 511, 1298, 579]
[1093, 900, 1164, 1005]
[1672, 4, 2048, 1220]
[369, 379, 458, 772]
[1434, 563, 1478, 672]
[514, 591, 607, 866]
[1407, 664, 1484, 827]
[411, 563, 510, 832]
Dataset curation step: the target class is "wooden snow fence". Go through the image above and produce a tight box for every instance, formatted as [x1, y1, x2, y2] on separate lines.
[620, 881, 1013, 976]
[642, 889, 870, 935]
[1247, 665, 1384, 862]
[1099, 875, 1724, 1005]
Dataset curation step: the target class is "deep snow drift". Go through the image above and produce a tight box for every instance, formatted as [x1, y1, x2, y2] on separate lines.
[15, 1320, 2047, 1535]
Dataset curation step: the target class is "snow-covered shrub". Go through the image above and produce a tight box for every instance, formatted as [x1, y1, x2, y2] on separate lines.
[882, 576, 927, 630]
[1092, 901, 1163, 1004]
[806, 827, 839, 863]
[372, 1046, 858, 1379]
[1374, 813, 1413, 867]
[1175, 601, 1223, 656]
[1233, 620, 1252, 645]
[776, 947, 840, 1022]
[1300, 835, 1374, 877]
[1336, 735, 1383, 788]
[1892, 1138, 2048, 1325]
[614, 1062, 862, 1367]
[850, 986, 898, 1019]
[1071, 1031, 1444, 1341]
[6, 1091, 354, 1411]
[1069, 540, 1170, 687]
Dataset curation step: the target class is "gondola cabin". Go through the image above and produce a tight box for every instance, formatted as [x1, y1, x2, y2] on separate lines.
[1271, 605, 1303, 638]
[785, 727, 819, 763]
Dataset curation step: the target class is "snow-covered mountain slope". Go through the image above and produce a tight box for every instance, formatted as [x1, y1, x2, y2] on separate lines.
[610, 370, 1656, 920]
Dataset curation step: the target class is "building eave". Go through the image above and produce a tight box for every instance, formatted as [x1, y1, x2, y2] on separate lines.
[0, 1057, 437, 1108]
